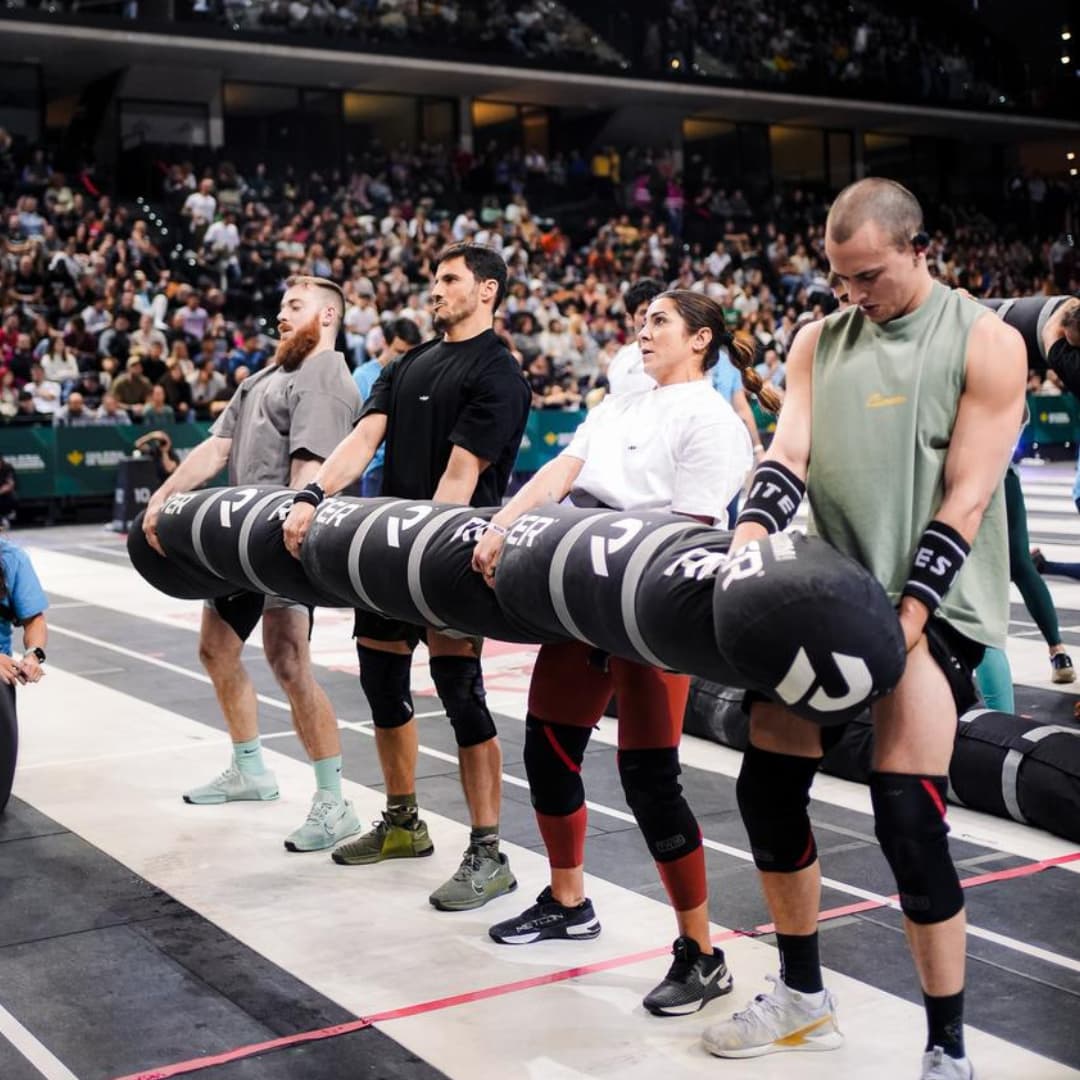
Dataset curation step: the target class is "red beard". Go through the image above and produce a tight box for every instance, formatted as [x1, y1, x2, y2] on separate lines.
[274, 313, 321, 371]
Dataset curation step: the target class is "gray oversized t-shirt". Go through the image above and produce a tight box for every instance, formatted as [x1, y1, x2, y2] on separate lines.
[211, 351, 361, 484]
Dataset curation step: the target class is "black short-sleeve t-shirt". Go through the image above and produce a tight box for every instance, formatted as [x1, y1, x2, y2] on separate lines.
[361, 328, 530, 506]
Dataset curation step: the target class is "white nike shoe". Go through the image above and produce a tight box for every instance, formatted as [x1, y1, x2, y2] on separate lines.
[284, 790, 360, 852]
[702, 975, 843, 1058]
[922, 1046, 974, 1079]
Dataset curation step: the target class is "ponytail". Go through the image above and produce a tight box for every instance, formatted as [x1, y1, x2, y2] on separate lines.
[728, 335, 782, 414]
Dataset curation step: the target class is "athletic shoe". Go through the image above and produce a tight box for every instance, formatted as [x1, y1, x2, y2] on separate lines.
[284, 790, 360, 852]
[922, 1046, 974, 1079]
[702, 975, 843, 1058]
[331, 812, 434, 865]
[489, 885, 601, 944]
[1031, 548, 1047, 574]
[643, 936, 733, 1016]
[182, 763, 279, 805]
[429, 844, 517, 912]
[1052, 653, 1076, 684]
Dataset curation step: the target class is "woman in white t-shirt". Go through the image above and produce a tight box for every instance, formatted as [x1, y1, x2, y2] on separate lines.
[473, 290, 780, 1018]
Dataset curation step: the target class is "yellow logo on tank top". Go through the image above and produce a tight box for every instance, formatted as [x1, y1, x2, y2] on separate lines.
[866, 392, 908, 409]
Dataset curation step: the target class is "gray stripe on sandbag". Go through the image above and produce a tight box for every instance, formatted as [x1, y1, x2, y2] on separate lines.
[347, 500, 407, 612]
[549, 512, 619, 643]
[1001, 749, 1028, 824]
[993, 299, 1016, 323]
[1019, 724, 1080, 743]
[620, 521, 699, 668]
[1035, 297, 1068, 360]
[191, 489, 231, 578]
[957, 707, 993, 726]
[238, 490, 292, 595]
[406, 506, 472, 632]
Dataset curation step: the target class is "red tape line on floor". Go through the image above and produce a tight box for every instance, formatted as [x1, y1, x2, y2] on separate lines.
[112, 848, 1080, 1080]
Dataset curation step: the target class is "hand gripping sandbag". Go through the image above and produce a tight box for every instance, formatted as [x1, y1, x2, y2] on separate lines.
[127, 509, 235, 600]
[411, 505, 545, 642]
[228, 488, 352, 607]
[156, 485, 345, 605]
[339, 499, 540, 640]
[633, 527, 743, 683]
[712, 532, 906, 726]
[498, 503, 727, 663]
[493, 503, 602, 642]
[154, 486, 252, 590]
[981, 295, 1070, 370]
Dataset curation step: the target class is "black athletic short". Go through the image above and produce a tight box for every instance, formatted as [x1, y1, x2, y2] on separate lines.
[352, 608, 425, 651]
[209, 591, 313, 644]
[742, 615, 984, 721]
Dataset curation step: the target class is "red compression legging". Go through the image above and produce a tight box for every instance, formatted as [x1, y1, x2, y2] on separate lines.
[527, 640, 705, 911]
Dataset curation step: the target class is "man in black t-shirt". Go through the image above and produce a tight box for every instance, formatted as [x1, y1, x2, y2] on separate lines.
[284, 243, 530, 912]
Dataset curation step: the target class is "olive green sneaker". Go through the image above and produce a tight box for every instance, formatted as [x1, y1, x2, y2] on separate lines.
[331, 811, 434, 865]
[429, 844, 517, 912]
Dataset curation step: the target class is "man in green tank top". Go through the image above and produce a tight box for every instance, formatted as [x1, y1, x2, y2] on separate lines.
[702, 180, 1026, 1080]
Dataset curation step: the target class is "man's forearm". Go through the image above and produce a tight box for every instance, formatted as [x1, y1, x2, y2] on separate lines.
[151, 438, 229, 504]
[313, 424, 380, 495]
[21, 613, 46, 651]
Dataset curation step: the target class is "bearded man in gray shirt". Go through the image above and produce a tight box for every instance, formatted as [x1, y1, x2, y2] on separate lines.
[144, 276, 362, 852]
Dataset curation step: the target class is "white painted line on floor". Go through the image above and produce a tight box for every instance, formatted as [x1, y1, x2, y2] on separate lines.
[41, 624, 1080, 978]
[0, 1002, 81, 1080]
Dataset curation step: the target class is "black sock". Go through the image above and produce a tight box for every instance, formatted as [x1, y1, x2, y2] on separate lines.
[924, 990, 965, 1059]
[776, 931, 823, 994]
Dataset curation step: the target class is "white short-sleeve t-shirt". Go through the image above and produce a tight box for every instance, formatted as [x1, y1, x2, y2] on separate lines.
[565, 379, 752, 522]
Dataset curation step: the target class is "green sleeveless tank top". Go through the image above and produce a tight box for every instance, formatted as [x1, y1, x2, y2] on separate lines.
[808, 281, 1009, 648]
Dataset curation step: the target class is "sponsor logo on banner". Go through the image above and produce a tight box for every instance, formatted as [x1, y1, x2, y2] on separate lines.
[68, 449, 127, 468]
[8, 454, 46, 471]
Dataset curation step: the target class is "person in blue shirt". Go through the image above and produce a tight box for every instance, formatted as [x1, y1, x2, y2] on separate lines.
[711, 347, 765, 525]
[0, 538, 49, 814]
[353, 317, 422, 497]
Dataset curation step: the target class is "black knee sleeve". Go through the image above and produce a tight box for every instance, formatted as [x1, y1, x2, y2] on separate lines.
[357, 644, 414, 729]
[736, 744, 820, 873]
[523, 714, 591, 816]
[870, 773, 963, 925]
[618, 747, 701, 864]
[429, 655, 497, 748]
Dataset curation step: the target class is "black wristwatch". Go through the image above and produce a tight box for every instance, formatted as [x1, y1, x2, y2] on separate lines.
[26, 647, 45, 664]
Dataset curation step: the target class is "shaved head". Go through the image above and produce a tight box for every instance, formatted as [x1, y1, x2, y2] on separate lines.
[285, 275, 345, 330]
[826, 178, 923, 252]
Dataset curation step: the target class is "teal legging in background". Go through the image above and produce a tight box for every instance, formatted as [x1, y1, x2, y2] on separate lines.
[974, 647, 1015, 713]
[1005, 467, 1064, 650]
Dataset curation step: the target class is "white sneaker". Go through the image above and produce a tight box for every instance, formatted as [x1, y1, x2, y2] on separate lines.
[284, 790, 361, 852]
[183, 763, 279, 804]
[922, 1046, 974, 1079]
[702, 975, 843, 1058]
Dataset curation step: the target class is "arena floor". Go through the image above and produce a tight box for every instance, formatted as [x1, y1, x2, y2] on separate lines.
[2, 463, 1079, 1080]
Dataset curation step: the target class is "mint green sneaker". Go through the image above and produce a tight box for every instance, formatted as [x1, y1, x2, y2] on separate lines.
[284, 790, 361, 852]
[331, 812, 434, 865]
[429, 845, 517, 912]
[183, 764, 279, 805]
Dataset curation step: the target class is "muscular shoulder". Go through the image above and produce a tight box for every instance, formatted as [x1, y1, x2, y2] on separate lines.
[964, 309, 1026, 392]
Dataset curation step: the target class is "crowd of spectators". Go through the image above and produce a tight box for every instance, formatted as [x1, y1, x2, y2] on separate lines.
[1, 127, 1075, 442]
[631, 0, 1014, 108]
[15, 0, 1028, 111]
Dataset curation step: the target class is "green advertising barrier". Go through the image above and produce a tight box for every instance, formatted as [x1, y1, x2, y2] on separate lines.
[0, 426, 57, 500]
[1027, 393, 1079, 448]
[55, 423, 213, 497]
[0, 422, 215, 501]
[514, 409, 586, 474]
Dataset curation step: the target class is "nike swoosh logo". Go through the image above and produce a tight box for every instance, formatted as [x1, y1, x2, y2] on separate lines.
[419, 395, 430, 401]
[866, 393, 907, 408]
[773, 1014, 835, 1047]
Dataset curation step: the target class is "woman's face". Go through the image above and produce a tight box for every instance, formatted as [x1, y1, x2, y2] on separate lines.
[638, 297, 709, 383]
